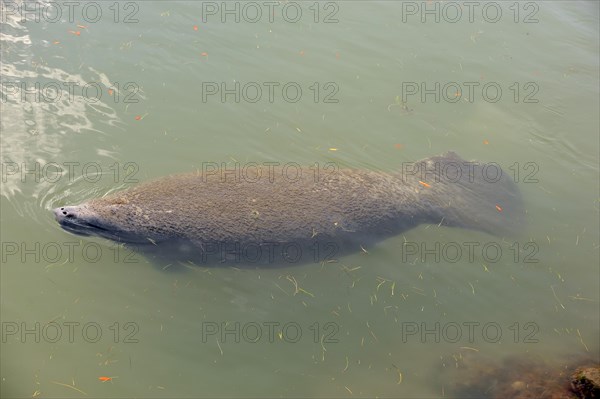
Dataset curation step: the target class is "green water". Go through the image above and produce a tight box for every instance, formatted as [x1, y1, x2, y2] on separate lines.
[1, 1, 598, 398]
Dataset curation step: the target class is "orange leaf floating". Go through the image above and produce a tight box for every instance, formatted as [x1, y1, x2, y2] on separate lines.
[98, 377, 112, 382]
[53, 41, 60, 45]
[134, 115, 141, 121]
[495, 205, 503, 212]
[77, 25, 88, 29]
[201, 52, 208, 56]
[483, 140, 489, 145]
[394, 143, 403, 149]
[418, 181, 431, 188]
[299, 50, 305, 56]
[68, 30, 81, 36]
[108, 89, 114, 96]
[193, 25, 199, 31]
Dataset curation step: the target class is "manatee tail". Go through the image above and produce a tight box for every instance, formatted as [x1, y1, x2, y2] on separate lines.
[408, 152, 526, 237]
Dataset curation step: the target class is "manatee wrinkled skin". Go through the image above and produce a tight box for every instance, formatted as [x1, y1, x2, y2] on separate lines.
[53, 152, 525, 266]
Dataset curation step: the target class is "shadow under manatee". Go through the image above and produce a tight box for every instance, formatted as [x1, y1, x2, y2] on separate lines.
[123, 234, 385, 271]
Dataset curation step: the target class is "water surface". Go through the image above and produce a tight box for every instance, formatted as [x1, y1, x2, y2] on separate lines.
[1, 1, 599, 397]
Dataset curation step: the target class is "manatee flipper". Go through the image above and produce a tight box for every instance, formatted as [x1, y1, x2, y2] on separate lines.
[407, 151, 525, 237]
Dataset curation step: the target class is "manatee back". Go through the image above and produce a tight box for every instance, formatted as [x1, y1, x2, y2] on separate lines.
[91, 166, 417, 247]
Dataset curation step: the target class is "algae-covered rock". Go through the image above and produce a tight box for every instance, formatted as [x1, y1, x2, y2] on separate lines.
[571, 366, 600, 399]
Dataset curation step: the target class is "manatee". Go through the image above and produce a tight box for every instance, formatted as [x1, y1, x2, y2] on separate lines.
[53, 152, 525, 266]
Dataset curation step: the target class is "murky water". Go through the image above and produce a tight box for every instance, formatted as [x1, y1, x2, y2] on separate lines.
[1, 1, 598, 398]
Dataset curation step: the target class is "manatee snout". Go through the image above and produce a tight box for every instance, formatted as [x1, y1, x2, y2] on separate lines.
[53, 204, 103, 237]
[53, 205, 79, 222]
[53, 203, 146, 243]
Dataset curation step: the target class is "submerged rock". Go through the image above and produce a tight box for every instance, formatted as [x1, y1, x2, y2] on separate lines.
[570, 366, 600, 399]
[443, 353, 598, 399]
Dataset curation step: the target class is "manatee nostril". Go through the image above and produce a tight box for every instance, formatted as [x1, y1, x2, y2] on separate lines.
[62, 211, 67, 215]
[66, 213, 74, 218]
